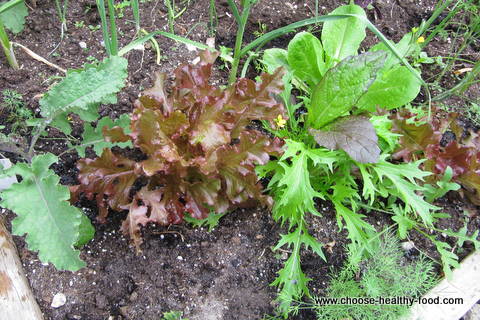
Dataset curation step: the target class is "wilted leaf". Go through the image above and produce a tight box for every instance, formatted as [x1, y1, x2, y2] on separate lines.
[309, 116, 380, 163]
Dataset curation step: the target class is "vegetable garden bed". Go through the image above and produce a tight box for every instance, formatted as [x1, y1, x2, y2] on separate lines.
[0, 1, 479, 319]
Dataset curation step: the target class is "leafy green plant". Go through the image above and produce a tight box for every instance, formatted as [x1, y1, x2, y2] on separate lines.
[54, 0, 69, 38]
[71, 51, 285, 249]
[184, 211, 226, 232]
[255, 4, 466, 316]
[1, 89, 33, 133]
[0, 56, 129, 270]
[0, 0, 28, 69]
[313, 232, 438, 320]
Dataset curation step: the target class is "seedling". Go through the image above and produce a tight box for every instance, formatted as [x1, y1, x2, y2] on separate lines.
[0, 0, 28, 69]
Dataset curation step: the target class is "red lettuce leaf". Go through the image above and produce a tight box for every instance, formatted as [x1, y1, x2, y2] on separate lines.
[73, 51, 286, 249]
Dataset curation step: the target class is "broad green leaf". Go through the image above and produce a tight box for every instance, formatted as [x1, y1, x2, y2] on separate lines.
[321, 4, 367, 62]
[40, 56, 128, 127]
[309, 116, 380, 163]
[308, 51, 386, 129]
[75, 214, 95, 247]
[0, 154, 93, 270]
[369, 32, 414, 72]
[262, 48, 289, 74]
[287, 32, 326, 86]
[0, 0, 27, 34]
[73, 114, 132, 157]
[357, 66, 422, 111]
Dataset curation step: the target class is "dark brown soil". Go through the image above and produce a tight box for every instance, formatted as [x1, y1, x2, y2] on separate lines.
[1, 1, 479, 320]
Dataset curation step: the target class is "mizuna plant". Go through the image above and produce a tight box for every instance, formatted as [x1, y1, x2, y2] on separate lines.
[71, 50, 286, 249]
[257, 4, 475, 317]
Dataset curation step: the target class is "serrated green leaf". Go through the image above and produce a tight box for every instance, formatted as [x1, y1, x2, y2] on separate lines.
[301, 231, 326, 260]
[0, 154, 92, 270]
[273, 141, 322, 226]
[433, 240, 459, 278]
[357, 66, 422, 111]
[287, 32, 326, 87]
[184, 211, 226, 232]
[0, 0, 28, 34]
[321, 4, 367, 62]
[371, 160, 438, 227]
[444, 223, 480, 250]
[73, 114, 132, 157]
[423, 167, 460, 203]
[332, 200, 375, 248]
[308, 51, 386, 129]
[40, 57, 128, 132]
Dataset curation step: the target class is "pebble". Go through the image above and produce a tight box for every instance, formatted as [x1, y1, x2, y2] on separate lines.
[401, 241, 415, 251]
[79, 41, 87, 49]
[51, 293, 66, 308]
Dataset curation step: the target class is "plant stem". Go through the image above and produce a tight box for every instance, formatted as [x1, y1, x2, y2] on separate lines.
[208, 0, 217, 37]
[0, 20, 18, 69]
[97, 0, 112, 56]
[165, 0, 175, 34]
[228, 1, 252, 84]
[106, 0, 118, 56]
[131, 0, 140, 32]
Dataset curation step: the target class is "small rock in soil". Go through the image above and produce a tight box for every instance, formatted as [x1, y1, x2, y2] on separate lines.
[51, 293, 66, 308]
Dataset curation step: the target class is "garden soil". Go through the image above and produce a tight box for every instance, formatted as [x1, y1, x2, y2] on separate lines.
[0, 1, 479, 319]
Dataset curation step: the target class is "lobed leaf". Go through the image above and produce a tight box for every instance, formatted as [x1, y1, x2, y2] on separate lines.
[73, 114, 132, 157]
[1, 154, 93, 270]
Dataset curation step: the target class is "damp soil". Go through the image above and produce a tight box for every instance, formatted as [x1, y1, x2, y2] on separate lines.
[1, 1, 479, 319]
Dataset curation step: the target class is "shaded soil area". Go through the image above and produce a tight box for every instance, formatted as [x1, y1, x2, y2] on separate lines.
[1, 0, 479, 319]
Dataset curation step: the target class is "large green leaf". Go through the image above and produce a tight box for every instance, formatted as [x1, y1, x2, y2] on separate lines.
[262, 48, 289, 74]
[40, 57, 128, 129]
[308, 51, 386, 129]
[287, 31, 326, 86]
[357, 66, 422, 111]
[0, 0, 27, 34]
[321, 4, 367, 62]
[0, 154, 93, 270]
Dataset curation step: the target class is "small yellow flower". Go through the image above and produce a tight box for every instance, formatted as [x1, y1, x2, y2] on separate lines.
[274, 114, 287, 128]
[67, 115, 73, 121]
[417, 36, 425, 44]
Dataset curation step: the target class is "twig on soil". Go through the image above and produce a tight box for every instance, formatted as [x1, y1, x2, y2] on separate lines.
[11, 42, 67, 73]
[151, 230, 185, 242]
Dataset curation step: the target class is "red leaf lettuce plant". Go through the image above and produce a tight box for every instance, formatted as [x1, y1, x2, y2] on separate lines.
[72, 50, 286, 248]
